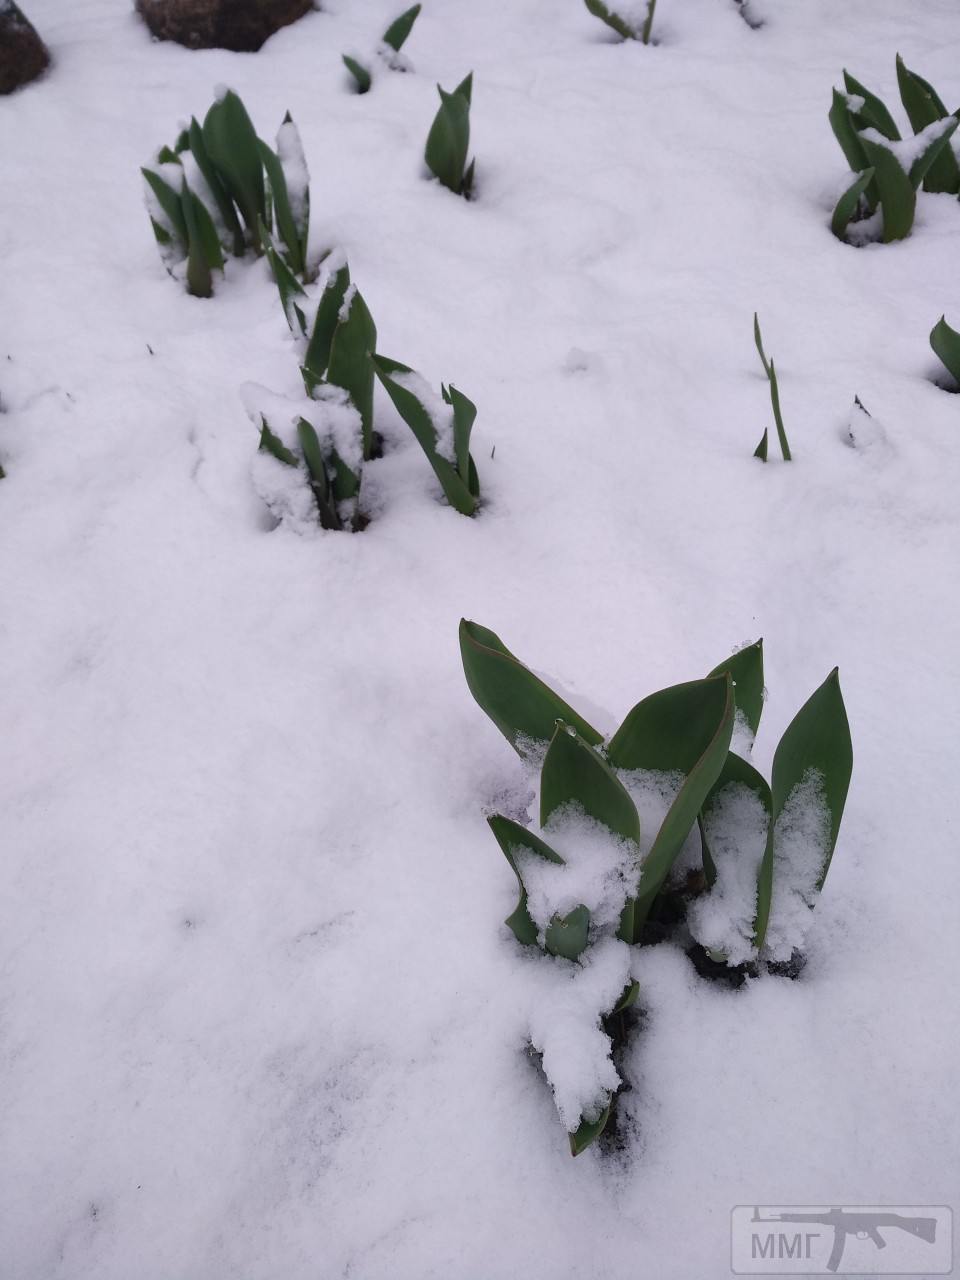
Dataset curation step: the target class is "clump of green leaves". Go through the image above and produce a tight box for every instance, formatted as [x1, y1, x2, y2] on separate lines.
[752, 314, 791, 462]
[343, 3, 422, 92]
[461, 620, 852, 1152]
[828, 59, 959, 244]
[143, 88, 311, 297]
[265, 251, 379, 469]
[584, 0, 656, 43]
[372, 356, 481, 515]
[254, 397, 363, 532]
[930, 315, 960, 389]
[425, 73, 475, 197]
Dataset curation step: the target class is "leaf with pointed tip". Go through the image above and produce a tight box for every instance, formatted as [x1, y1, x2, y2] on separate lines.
[304, 261, 352, 382]
[372, 355, 478, 513]
[541, 724, 641, 846]
[907, 118, 959, 191]
[295, 417, 343, 530]
[142, 167, 188, 251]
[259, 416, 298, 466]
[896, 55, 959, 192]
[697, 750, 771, 888]
[608, 675, 735, 939]
[261, 220, 307, 335]
[831, 166, 875, 239]
[180, 181, 222, 297]
[843, 70, 900, 140]
[753, 670, 852, 951]
[327, 290, 377, 460]
[442, 382, 478, 488]
[708, 640, 764, 737]
[188, 116, 244, 256]
[382, 3, 420, 52]
[828, 88, 870, 175]
[257, 138, 304, 276]
[930, 315, 960, 385]
[569, 1102, 611, 1155]
[858, 136, 915, 242]
[202, 89, 266, 248]
[459, 619, 603, 755]
[753, 427, 768, 461]
[342, 54, 372, 94]
[583, 0, 638, 39]
[487, 814, 564, 948]
[425, 78, 472, 195]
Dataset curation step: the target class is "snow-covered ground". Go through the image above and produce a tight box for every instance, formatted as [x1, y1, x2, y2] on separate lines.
[2, 1, 959, 1276]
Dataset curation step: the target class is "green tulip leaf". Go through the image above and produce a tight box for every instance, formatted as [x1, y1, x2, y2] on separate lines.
[753, 669, 853, 951]
[931, 315, 960, 385]
[372, 355, 478, 513]
[188, 116, 245, 256]
[753, 311, 771, 378]
[261, 220, 307, 335]
[304, 259, 352, 383]
[259, 416, 298, 466]
[569, 1102, 612, 1156]
[896, 54, 959, 193]
[257, 138, 304, 276]
[608, 675, 735, 940]
[425, 75, 472, 195]
[327, 288, 377, 460]
[342, 54, 372, 94]
[202, 89, 266, 248]
[488, 814, 565, 948]
[859, 135, 915, 242]
[907, 117, 959, 191]
[142, 166, 188, 251]
[180, 181, 222, 298]
[708, 639, 764, 737]
[541, 723, 641, 845]
[611, 979, 639, 1013]
[753, 427, 768, 461]
[459, 619, 603, 756]
[382, 3, 421, 52]
[842, 70, 901, 141]
[544, 905, 591, 962]
[583, 0, 638, 39]
[442, 382, 478, 492]
[831, 166, 875, 239]
[828, 88, 870, 175]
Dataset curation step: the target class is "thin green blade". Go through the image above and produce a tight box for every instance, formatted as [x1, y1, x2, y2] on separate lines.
[327, 288, 377, 459]
[488, 814, 564, 947]
[830, 166, 875, 239]
[425, 81, 471, 194]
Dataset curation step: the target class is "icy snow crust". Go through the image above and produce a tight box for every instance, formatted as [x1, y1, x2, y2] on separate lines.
[3, 1, 960, 1277]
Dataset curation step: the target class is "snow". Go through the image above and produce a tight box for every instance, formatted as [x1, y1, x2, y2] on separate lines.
[3, 1, 960, 1277]
[276, 117, 309, 233]
[687, 780, 767, 964]
[764, 769, 832, 962]
[391, 367, 457, 462]
[521, 804, 640, 935]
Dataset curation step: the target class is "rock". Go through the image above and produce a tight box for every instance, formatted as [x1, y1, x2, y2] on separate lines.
[0, 2, 50, 95]
[136, 0, 314, 53]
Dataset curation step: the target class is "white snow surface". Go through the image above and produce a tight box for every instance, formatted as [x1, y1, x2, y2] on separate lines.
[3, 1, 960, 1278]
[522, 804, 640, 934]
[764, 768, 832, 962]
[687, 780, 767, 964]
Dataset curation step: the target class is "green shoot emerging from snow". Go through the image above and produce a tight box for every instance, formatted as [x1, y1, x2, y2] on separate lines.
[753, 314, 791, 461]
[142, 89, 311, 297]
